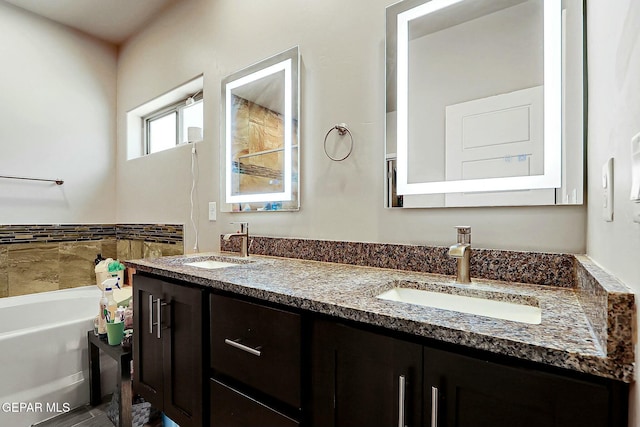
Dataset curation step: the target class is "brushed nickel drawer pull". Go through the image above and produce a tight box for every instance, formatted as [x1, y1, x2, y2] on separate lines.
[224, 338, 262, 357]
[149, 295, 168, 339]
[431, 386, 439, 427]
[156, 298, 162, 339]
[148, 294, 154, 334]
[398, 375, 406, 427]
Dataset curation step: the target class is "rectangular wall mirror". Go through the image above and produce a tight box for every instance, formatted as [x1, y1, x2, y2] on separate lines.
[221, 46, 300, 212]
[385, 0, 585, 208]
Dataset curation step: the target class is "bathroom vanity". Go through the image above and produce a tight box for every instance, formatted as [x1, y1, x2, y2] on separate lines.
[127, 250, 633, 427]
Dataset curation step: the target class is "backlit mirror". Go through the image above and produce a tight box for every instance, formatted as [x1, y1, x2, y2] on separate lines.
[221, 46, 299, 212]
[385, 0, 584, 208]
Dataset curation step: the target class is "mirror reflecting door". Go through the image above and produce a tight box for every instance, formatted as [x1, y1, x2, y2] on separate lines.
[386, 0, 585, 208]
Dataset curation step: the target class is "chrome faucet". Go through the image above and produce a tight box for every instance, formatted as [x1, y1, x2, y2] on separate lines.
[448, 226, 471, 284]
[223, 222, 250, 257]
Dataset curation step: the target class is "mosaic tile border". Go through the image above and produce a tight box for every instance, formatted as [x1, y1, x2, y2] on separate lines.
[0, 224, 183, 245]
[220, 236, 575, 288]
[116, 224, 183, 244]
[0, 224, 116, 244]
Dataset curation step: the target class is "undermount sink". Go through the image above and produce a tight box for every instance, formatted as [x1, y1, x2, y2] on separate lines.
[183, 254, 254, 270]
[376, 286, 541, 325]
[184, 260, 242, 269]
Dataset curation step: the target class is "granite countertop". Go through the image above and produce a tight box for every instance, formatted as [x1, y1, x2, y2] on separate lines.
[125, 252, 635, 383]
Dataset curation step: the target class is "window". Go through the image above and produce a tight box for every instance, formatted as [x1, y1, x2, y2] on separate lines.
[126, 75, 203, 160]
[144, 93, 203, 155]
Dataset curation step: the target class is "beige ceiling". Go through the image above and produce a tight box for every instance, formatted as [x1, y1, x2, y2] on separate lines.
[2, 0, 178, 44]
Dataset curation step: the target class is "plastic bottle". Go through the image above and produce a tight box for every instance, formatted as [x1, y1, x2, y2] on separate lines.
[98, 289, 108, 340]
[115, 306, 126, 324]
[98, 277, 120, 339]
[104, 286, 118, 324]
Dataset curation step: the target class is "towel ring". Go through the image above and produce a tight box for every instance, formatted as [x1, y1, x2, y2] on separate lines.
[324, 123, 353, 161]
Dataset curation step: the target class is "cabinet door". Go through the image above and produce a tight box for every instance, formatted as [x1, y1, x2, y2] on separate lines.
[162, 281, 204, 427]
[210, 379, 299, 427]
[424, 347, 612, 427]
[133, 274, 164, 410]
[311, 319, 422, 427]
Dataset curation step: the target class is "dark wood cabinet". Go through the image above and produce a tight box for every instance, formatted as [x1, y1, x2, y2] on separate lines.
[210, 294, 302, 408]
[132, 274, 627, 427]
[133, 273, 204, 427]
[310, 319, 626, 427]
[310, 319, 423, 427]
[210, 379, 300, 427]
[424, 347, 624, 427]
[209, 293, 303, 426]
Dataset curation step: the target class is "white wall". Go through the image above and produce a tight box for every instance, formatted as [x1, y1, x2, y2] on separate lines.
[586, 1, 640, 425]
[0, 2, 117, 224]
[116, 0, 585, 254]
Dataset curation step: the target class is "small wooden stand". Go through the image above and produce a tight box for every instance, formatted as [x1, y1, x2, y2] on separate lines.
[87, 331, 132, 427]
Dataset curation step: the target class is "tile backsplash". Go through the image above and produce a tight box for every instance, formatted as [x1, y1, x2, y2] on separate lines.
[0, 224, 183, 298]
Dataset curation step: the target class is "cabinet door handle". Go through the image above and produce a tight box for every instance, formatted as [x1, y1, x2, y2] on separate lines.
[398, 375, 406, 427]
[149, 295, 167, 339]
[224, 338, 262, 357]
[431, 386, 439, 427]
[156, 297, 162, 339]
[148, 294, 154, 334]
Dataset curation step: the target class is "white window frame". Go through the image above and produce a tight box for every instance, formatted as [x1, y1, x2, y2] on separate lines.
[143, 93, 203, 155]
[126, 75, 204, 160]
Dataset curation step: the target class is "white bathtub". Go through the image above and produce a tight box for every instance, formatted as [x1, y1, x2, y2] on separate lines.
[0, 286, 112, 426]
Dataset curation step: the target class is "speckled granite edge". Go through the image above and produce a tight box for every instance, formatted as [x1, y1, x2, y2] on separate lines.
[221, 236, 575, 287]
[574, 255, 636, 365]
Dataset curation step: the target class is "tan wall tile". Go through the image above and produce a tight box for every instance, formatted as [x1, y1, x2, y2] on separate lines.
[59, 242, 100, 289]
[129, 240, 144, 260]
[8, 243, 59, 297]
[143, 242, 164, 259]
[142, 242, 184, 258]
[160, 242, 184, 256]
[117, 240, 131, 260]
[101, 239, 118, 260]
[0, 246, 8, 298]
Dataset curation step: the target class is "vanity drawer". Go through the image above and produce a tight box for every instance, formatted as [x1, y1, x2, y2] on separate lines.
[210, 294, 301, 408]
[210, 379, 299, 427]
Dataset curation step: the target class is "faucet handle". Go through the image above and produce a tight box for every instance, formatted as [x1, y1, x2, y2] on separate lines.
[454, 226, 471, 244]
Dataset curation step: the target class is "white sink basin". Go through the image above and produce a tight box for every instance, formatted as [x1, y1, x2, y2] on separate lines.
[184, 260, 241, 270]
[376, 287, 541, 325]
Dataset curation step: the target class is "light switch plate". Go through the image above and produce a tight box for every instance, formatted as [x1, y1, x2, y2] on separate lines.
[602, 158, 614, 222]
[208, 202, 217, 221]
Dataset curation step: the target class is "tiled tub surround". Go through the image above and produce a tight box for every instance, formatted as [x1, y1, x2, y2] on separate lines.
[0, 224, 183, 297]
[126, 250, 636, 383]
